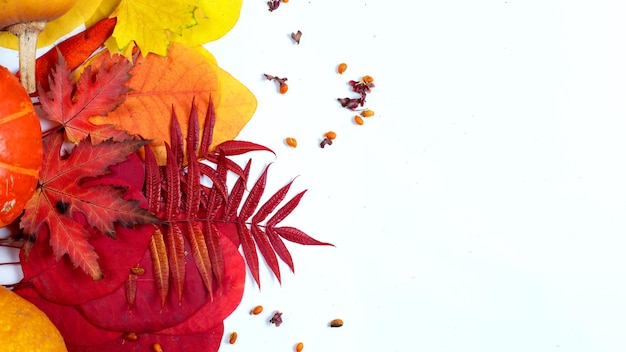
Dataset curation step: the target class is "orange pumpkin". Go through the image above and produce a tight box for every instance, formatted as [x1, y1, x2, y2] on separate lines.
[0, 65, 42, 227]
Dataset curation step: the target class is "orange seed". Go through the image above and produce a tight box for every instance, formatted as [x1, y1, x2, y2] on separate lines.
[123, 332, 138, 341]
[324, 131, 337, 140]
[251, 305, 264, 315]
[229, 332, 238, 344]
[361, 109, 374, 117]
[285, 138, 297, 148]
[337, 63, 347, 74]
[130, 267, 145, 276]
[279, 83, 289, 94]
[151, 343, 163, 352]
[296, 342, 304, 352]
[354, 115, 364, 125]
[362, 75, 374, 83]
[330, 318, 344, 327]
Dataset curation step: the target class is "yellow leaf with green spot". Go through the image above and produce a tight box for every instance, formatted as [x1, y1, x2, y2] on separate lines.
[0, 0, 104, 49]
[110, 0, 198, 57]
[169, 0, 243, 47]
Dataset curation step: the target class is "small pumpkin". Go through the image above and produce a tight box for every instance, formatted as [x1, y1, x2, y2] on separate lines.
[0, 0, 78, 93]
[0, 65, 43, 227]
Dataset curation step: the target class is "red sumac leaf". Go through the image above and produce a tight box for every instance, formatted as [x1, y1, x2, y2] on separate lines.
[169, 108, 184, 168]
[223, 159, 251, 221]
[199, 94, 215, 158]
[215, 140, 274, 156]
[251, 225, 281, 282]
[272, 226, 333, 246]
[204, 221, 224, 290]
[198, 163, 228, 202]
[237, 221, 260, 288]
[149, 226, 169, 309]
[164, 143, 181, 218]
[239, 164, 270, 221]
[186, 221, 213, 298]
[144, 146, 161, 215]
[266, 226, 294, 272]
[124, 273, 138, 310]
[266, 190, 307, 227]
[204, 154, 246, 180]
[252, 179, 294, 224]
[166, 224, 186, 303]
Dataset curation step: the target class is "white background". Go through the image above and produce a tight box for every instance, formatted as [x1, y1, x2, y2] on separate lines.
[2, 1, 626, 351]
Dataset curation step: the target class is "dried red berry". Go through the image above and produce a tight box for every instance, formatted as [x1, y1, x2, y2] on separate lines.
[267, 0, 280, 11]
[337, 97, 364, 110]
[291, 30, 302, 44]
[320, 138, 333, 148]
[270, 311, 283, 326]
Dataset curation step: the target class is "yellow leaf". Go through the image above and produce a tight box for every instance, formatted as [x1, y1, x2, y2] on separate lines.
[89, 43, 256, 164]
[170, 0, 243, 47]
[85, 0, 122, 27]
[110, 0, 198, 57]
[0, 0, 104, 49]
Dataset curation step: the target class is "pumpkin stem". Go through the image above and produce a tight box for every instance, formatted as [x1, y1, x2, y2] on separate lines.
[5, 21, 46, 94]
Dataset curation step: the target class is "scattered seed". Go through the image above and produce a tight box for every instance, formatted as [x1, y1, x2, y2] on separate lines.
[296, 342, 304, 352]
[285, 137, 297, 148]
[270, 311, 283, 326]
[291, 30, 302, 44]
[354, 115, 364, 125]
[123, 332, 138, 342]
[251, 305, 264, 315]
[279, 82, 289, 94]
[229, 332, 238, 344]
[361, 109, 375, 117]
[151, 343, 164, 352]
[283, 0, 289, 2]
[324, 131, 337, 140]
[130, 267, 145, 276]
[320, 138, 333, 148]
[337, 63, 347, 74]
[330, 318, 344, 327]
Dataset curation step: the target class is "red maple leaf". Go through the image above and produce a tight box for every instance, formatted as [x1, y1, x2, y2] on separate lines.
[38, 50, 134, 144]
[20, 132, 158, 280]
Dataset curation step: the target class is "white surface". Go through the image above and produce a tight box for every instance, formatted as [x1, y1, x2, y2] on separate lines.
[2, 1, 626, 351]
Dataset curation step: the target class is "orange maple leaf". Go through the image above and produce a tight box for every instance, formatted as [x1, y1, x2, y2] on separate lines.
[88, 42, 257, 164]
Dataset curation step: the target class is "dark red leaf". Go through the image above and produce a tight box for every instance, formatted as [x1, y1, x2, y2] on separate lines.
[272, 226, 334, 246]
[148, 226, 169, 309]
[164, 143, 181, 218]
[239, 164, 270, 221]
[144, 145, 161, 215]
[76, 232, 244, 334]
[169, 108, 184, 168]
[266, 190, 307, 227]
[223, 159, 251, 221]
[198, 163, 228, 203]
[199, 94, 215, 158]
[251, 225, 281, 282]
[204, 154, 246, 180]
[252, 179, 295, 224]
[203, 221, 224, 291]
[237, 221, 260, 288]
[266, 226, 294, 272]
[215, 140, 274, 156]
[166, 224, 186, 304]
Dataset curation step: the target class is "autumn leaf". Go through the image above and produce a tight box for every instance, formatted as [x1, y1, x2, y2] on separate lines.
[20, 154, 154, 306]
[38, 49, 134, 144]
[89, 42, 257, 164]
[20, 132, 158, 280]
[24, 17, 117, 94]
[109, 0, 197, 57]
[171, 0, 243, 47]
[0, 0, 104, 49]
